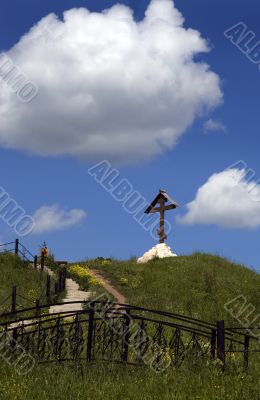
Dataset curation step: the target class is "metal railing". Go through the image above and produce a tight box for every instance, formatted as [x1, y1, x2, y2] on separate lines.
[0, 301, 259, 371]
[0, 239, 34, 262]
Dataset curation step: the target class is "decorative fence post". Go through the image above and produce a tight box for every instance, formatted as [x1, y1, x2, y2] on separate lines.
[122, 309, 131, 363]
[57, 268, 66, 293]
[46, 275, 51, 303]
[216, 320, 225, 370]
[62, 267, 67, 291]
[58, 270, 62, 293]
[87, 303, 95, 362]
[14, 239, 19, 255]
[34, 255, 38, 269]
[11, 286, 17, 315]
[243, 335, 250, 370]
[55, 282, 59, 295]
[40, 254, 45, 270]
[35, 299, 40, 317]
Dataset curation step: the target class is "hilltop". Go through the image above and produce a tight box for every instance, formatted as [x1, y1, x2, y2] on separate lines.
[87, 253, 260, 325]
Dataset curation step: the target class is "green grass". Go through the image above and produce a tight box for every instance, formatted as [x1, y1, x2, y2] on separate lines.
[1, 252, 260, 399]
[0, 253, 50, 314]
[1, 361, 260, 400]
[87, 253, 260, 325]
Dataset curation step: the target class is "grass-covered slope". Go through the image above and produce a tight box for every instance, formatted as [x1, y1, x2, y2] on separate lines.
[88, 253, 260, 324]
[0, 253, 48, 313]
[1, 253, 260, 400]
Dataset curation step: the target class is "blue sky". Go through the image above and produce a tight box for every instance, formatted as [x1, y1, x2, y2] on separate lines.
[0, 0, 260, 269]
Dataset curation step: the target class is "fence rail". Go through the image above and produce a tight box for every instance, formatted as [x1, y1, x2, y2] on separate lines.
[0, 239, 67, 313]
[0, 274, 66, 316]
[0, 239, 34, 262]
[0, 241, 259, 371]
[0, 301, 259, 371]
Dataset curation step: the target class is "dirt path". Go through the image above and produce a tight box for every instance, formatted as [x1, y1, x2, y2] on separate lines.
[90, 269, 126, 305]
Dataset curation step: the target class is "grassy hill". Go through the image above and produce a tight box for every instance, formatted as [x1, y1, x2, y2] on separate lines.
[0, 253, 48, 314]
[88, 253, 260, 325]
[1, 253, 260, 400]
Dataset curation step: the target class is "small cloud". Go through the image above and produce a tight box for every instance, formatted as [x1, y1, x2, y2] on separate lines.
[203, 119, 227, 134]
[32, 205, 86, 234]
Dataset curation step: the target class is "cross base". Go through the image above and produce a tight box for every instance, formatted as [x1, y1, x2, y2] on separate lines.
[137, 243, 177, 264]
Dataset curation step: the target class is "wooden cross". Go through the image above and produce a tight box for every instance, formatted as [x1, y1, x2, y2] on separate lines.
[145, 189, 178, 244]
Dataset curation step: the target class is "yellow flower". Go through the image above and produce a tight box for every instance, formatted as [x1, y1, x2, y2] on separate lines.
[101, 259, 111, 266]
[68, 264, 102, 287]
[119, 277, 128, 286]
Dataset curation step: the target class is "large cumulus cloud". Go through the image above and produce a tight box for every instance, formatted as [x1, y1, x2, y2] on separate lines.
[0, 0, 222, 164]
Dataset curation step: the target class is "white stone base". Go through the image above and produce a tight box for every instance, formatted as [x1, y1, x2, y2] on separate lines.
[137, 243, 177, 264]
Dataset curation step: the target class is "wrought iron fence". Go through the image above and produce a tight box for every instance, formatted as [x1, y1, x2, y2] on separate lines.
[0, 301, 259, 371]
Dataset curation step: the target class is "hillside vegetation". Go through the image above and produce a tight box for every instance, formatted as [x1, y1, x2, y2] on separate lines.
[0, 253, 48, 314]
[88, 253, 260, 325]
[1, 362, 259, 400]
[1, 253, 260, 400]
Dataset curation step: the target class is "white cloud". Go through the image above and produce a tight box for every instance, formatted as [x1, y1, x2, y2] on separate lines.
[32, 205, 86, 234]
[203, 119, 226, 134]
[0, 0, 222, 164]
[179, 168, 260, 229]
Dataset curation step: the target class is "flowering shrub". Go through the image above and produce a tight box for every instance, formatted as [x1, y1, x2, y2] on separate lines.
[68, 264, 102, 290]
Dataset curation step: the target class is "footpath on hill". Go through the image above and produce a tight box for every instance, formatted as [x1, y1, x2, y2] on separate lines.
[10, 264, 92, 328]
[89, 269, 126, 304]
[39, 265, 126, 313]
[9, 262, 126, 326]
[37, 264, 91, 314]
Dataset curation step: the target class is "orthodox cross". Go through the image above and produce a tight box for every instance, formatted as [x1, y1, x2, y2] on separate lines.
[144, 189, 178, 244]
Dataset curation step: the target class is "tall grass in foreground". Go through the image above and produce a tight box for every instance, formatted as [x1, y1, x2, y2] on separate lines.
[0, 362, 260, 400]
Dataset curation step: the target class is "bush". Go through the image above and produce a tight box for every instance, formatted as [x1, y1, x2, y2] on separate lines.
[67, 264, 102, 290]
